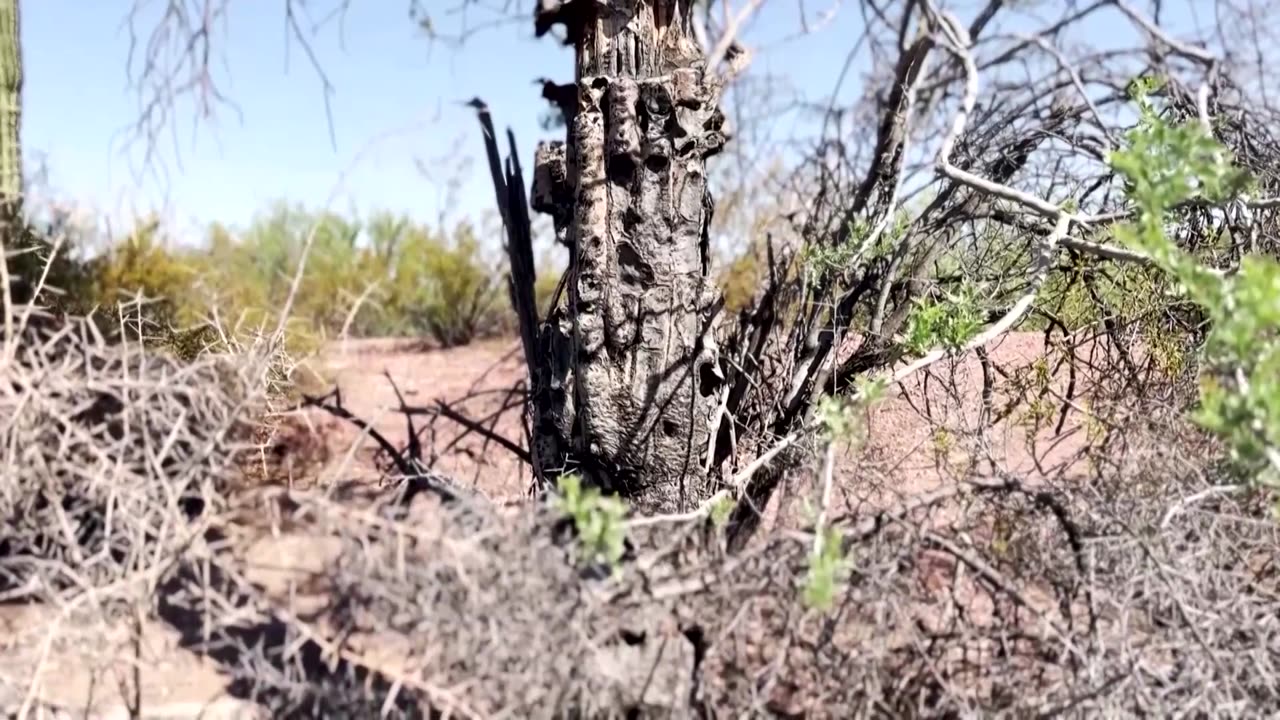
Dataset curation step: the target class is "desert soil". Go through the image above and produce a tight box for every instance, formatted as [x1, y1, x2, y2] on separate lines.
[291, 332, 1099, 523]
[2, 332, 1103, 718]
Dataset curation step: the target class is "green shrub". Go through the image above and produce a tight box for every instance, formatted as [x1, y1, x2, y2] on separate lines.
[552, 473, 627, 574]
[2, 203, 94, 310]
[382, 219, 504, 347]
[1109, 76, 1279, 490]
[86, 216, 195, 327]
[187, 205, 512, 348]
[903, 281, 986, 355]
[718, 245, 763, 316]
[10, 198, 529, 354]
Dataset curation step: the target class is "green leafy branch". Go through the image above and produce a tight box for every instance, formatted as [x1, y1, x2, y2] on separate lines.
[1109, 76, 1280, 490]
[801, 212, 909, 287]
[802, 524, 851, 612]
[902, 281, 987, 356]
[800, 386, 887, 613]
[552, 474, 629, 573]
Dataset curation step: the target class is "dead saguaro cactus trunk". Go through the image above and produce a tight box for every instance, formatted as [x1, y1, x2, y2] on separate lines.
[527, 0, 728, 513]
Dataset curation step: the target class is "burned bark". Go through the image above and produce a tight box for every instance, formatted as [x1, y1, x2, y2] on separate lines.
[531, 0, 728, 513]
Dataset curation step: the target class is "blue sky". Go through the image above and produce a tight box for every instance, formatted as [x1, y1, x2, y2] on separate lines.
[20, 1, 1206, 241]
[23, 1, 567, 236]
[21, 0, 857, 239]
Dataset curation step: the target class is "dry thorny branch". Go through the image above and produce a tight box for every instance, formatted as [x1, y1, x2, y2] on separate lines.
[121, 0, 361, 184]
[5, 0, 1280, 716]
[2, 291, 1278, 716]
[478, 0, 1275, 522]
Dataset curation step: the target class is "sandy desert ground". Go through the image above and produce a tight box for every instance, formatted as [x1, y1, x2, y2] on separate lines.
[2, 331, 1109, 718]
[289, 332, 1100, 518]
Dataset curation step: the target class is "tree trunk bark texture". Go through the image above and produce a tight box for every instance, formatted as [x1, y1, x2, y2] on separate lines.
[533, 0, 727, 513]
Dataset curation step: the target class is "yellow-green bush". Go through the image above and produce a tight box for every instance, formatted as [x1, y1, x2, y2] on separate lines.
[381, 219, 504, 347]
[86, 216, 196, 326]
[188, 205, 513, 348]
[719, 246, 763, 316]
[8, 200, 540, 353]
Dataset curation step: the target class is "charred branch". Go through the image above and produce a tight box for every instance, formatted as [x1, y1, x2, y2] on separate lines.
[534, 0, 599, 46]
[538, 77, 578, 128]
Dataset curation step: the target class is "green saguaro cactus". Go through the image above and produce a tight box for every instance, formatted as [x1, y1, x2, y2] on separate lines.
[0, 0, 21, 206]
[0, 0, 40, 307]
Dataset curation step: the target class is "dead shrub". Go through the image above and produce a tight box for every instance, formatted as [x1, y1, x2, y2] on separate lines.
[0, 302, 284, 600]
[1, 303, 1277, 718]
[153, 401, 1277, 718]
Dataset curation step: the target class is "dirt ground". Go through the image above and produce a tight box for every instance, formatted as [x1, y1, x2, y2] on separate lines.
[2, 331, 1106, 718]
[288, 332, 1099, 511]
[291, 337, 533, 499]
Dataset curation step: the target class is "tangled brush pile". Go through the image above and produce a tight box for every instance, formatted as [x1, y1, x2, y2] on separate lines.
[176, 493, 704, 718]
[0, 305, 283, 603]
[169, 405, 1280, 718]
[676, 411, 1280, 717]
[1, 298, 1278, 718]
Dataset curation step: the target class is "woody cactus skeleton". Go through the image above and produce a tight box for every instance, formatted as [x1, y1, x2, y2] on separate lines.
[477, 0, 1212, 529]
[481, 0, 729, 513]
